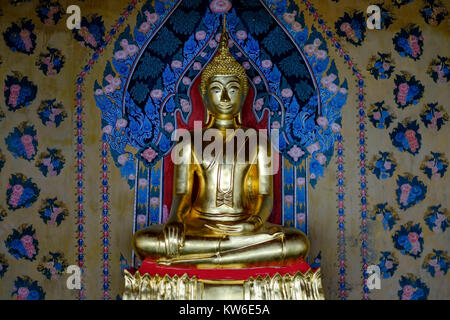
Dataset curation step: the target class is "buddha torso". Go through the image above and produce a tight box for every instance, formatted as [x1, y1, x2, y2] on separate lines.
[191, 127, 256, 220]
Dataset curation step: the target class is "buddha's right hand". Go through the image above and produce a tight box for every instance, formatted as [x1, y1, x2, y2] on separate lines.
[163, 222, 184, 257]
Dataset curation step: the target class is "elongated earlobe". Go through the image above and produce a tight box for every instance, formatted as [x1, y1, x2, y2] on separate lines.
[205, 109, 212, 125]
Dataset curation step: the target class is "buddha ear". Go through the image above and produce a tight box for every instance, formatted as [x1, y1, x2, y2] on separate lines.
[205, 108, 212, 125]
[236, 112, 242, 125]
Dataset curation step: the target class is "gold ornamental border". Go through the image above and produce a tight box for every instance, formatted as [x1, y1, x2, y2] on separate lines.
[123, 268, 324, 300]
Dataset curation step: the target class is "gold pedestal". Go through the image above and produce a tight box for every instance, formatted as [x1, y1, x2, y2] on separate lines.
[123, 269, 324, 300]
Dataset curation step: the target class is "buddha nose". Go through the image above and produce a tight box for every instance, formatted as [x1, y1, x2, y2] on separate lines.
[220, 88, 231, 102]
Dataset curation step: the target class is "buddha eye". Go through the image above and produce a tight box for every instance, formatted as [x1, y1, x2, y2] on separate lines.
[229, 86, 239, 94]
[210, 86, 221, 94]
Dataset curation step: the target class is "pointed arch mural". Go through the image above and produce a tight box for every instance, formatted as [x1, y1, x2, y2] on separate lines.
[93, 0, 348, 267]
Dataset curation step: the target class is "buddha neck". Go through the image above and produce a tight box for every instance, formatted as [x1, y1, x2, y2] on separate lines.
[209, 116, 240, 130]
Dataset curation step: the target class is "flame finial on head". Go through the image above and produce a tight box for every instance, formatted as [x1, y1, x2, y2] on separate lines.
[200, 14, 248, 96]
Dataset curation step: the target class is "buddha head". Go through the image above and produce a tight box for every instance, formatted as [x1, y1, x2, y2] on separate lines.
[200, 16, 248, 122]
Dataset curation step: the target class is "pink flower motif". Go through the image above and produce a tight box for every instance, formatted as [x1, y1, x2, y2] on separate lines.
[291, 22, 303, 32]
[150, 89, 163, 99]
[408, 35, 421, 57]
[261, 59, 273, 69]
[397, 83, 409, 106]
[171, 60, 182, 69]
[104, 84, 114, 94]
[180, 98, 191, 112]
[21, 134, 35, 159]
[112, 77, 121, 88]
[284, 195, 293, 204]
[114, 50, 127, 60]
[385, 260, 393, 269]
[310, 173, 316, 179]
[105, 74, 114, 83]
[372, 111, 381, 120]
[117, 154, 128, 166]
[42, 158, 51, 166]
[314, 50, 327, 60]
[9, 84, 21, 107]
[316, 153, 327, 165]
[382, 62, 390, 71]
[9, 184, 24, 208]
[115, 118, 128, 128]
[126, 45, 138, 56]
[317, 116, 328, 127]
[138, 178, 148, 187]
[405, 129, 418, 152]
[208, 39, 217, 48]
[408, 232, 419, 243]
[253, 76, 262, 85]
[287, 145, 305, 162]
[304, 44, 316, 56]
[10, 84, 21, 96]
[102, 125, 113, 135]
[145, 12, 159, 24]
[236, 30, 247, 40]
[150, 197, 159, 206]
[20, 29, 32, 52]
[328, 83, 338, 93]
[340, 87, 347, 94]
[313, 38, 322, 47]
[195, 30, 206, 41]
[22, 235, 33, 245]
[164, 122, 174, 133]
[384, 161, 392, 170]
[95, 88, 103, 96]
[209, 0, 232, 13]
[21, 235, 35, 258]
[307, 142, 320, 154]
[297, 177, 306, 185]
[138, 22, 150, 33]
[401, 285, 414, 300]
[331, 123, 341, 132]
[242, 61, 251, 70]
[296, 213, 306, 223]
[17, 287, 29, 300]
[283, 11, 296, 24]
[271, 121, 281, 129]
[254, 98, 264, 111]
[281, 88, 293, 98]
[400, 183, 412, 205]
[193, 62, 202, 71]
[320, 74, 336, 86]
[141, 147, 158, 163]
[137, 214, 146, 225]
[340, 23, 357, 42]
[182, 77, 192, 86]
[162, 205, 169, 224]
[429, 258, 438, 267]
[120, 39, 128, 47]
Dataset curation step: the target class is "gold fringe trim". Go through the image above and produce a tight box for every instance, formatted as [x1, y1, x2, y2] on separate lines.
[123, 269, 325, 300]
[243, 270, 324, 300]
[123, 270, 202, 300]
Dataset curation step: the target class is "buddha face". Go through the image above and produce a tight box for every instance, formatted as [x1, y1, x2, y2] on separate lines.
[205, 75, 244, 120]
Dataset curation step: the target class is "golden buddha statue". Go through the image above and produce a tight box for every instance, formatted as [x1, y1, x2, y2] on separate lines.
[133, 17, 309, 269]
